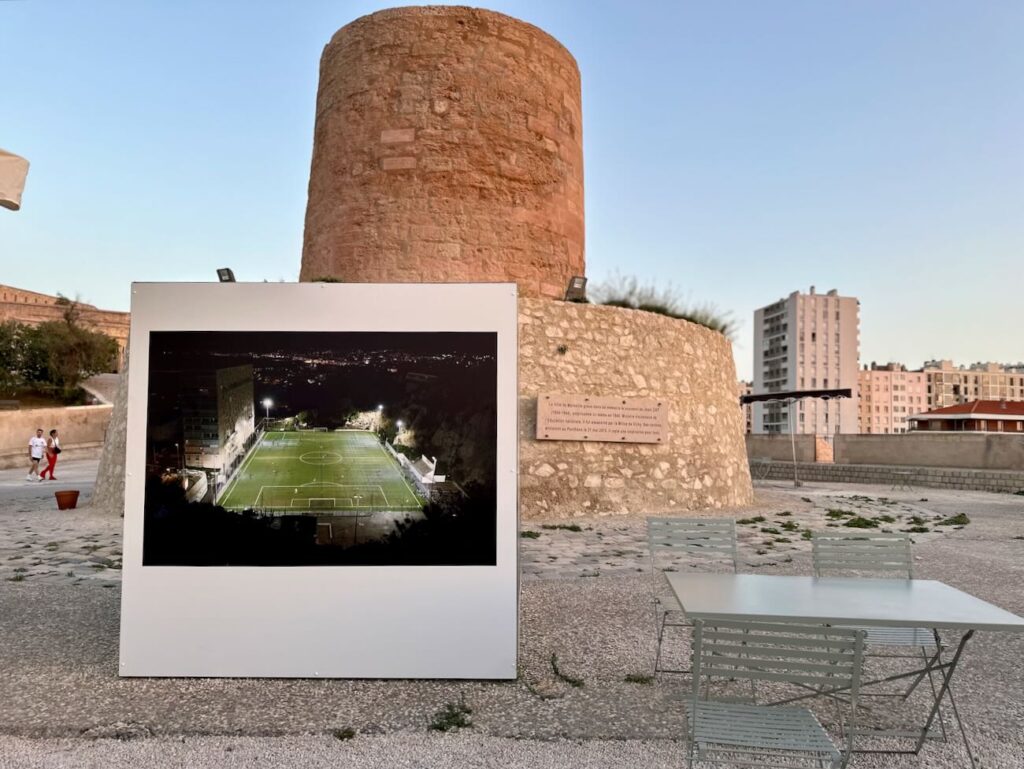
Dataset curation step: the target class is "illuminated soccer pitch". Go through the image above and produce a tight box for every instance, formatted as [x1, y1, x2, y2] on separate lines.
[217, 430, 424, 513]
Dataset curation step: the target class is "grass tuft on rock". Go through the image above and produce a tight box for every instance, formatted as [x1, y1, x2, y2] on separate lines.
[540, 524, 583, 532]
[428, 700, 473, 732]
[624, 673, 654, 685]
[843, 516, 880, 529]
[937, 513, 970, 526]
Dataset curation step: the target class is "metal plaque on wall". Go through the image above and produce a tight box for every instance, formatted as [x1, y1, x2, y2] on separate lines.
[536, 393, 668, 443]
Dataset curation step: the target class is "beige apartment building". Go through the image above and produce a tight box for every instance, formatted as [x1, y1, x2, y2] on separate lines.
[751, 287, 860, 435]
[858, 364, 928, 434]
[922, 360, 1024, 409]
[859, 360, 1024, 433]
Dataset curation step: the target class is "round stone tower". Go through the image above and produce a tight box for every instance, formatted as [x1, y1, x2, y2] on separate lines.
[300, 6, 584, 299]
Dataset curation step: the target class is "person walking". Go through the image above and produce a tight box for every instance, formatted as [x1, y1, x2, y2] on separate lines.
[27, 428, 46, 481]
[39, 428, 60, 480]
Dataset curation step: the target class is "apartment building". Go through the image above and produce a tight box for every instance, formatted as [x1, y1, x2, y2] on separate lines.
[923, 360, 1024, 410]
[751, 286, 860, 434]
[858, 363, 928, 434]
[738, 380, 753, 434]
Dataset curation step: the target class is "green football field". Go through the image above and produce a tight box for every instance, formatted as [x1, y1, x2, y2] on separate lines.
[217, 430, 425, 513]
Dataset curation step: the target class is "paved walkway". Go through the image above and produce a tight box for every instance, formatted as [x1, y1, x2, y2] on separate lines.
[0, 460, 118, 587]
[2, 462, 1024, 768]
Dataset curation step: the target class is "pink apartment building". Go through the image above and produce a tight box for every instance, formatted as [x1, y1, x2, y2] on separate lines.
[858, 363, 928, 434]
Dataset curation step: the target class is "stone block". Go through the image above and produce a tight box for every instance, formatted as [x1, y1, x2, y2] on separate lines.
[380, 156, 417, 171]
[380, 128, 416, 144]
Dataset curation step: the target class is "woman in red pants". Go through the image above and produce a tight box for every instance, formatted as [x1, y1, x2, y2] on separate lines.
[40, 428, 60, 480]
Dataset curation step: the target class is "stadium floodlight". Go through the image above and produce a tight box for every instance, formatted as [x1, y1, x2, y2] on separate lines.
[217, 268, 236, 283]
[261, 398, 273, 420]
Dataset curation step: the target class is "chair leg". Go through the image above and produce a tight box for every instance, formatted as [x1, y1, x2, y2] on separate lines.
[685, 735, 697, 769]
[653, 609, 668, 674]
[654, 613, 692, 675]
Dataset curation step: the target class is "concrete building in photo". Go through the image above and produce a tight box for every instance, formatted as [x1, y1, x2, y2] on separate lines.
[751, 287, 860, 435]
[858, 363, 928, 434]
[909, 400, 1024, 433]
[181, 365, 256, 477]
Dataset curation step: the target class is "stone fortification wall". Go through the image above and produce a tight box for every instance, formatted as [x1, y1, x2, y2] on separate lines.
[300, 6, 585, 299]
[519, 298, 753, 518]
[0, 405, 112, 469]
[748, 433, 1024, 471]
[754, 461, 1024, 494]
[835, 433, 1024, 471]
[745, 434, 816, 463]
[0, 284, 129, 368]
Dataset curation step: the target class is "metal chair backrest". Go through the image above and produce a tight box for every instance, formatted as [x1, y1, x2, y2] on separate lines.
[692, 619, 864, 696]
[812, 532, 914, 578]
[647, 517, 738, 573]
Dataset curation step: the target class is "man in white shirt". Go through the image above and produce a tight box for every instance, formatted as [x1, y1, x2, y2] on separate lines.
[28, 428, 46, 481]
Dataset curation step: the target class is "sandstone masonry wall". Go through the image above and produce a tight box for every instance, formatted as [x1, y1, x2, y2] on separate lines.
[300, 6, 585, 299]
[519, 298, 753, 518]
[0, 404, 112, 469]
[0, 283, 129, 368]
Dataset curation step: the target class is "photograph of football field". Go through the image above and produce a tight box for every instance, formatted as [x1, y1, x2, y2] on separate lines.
[143, 329, 497, 566]
[218, 430, 425, 513]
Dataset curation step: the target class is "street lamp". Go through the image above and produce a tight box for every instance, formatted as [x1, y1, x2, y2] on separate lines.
[262, 398, 273, 421]
[174, 442, 183, 471]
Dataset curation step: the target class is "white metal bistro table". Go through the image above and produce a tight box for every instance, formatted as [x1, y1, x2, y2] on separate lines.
[666, 573, 1024, 765]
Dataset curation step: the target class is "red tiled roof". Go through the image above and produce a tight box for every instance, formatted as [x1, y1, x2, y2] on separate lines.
[912, 400, 1024, 419]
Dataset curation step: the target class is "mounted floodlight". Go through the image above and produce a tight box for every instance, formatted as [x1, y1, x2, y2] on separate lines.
[217, 268, 236, 283]
[396, 420, 404, 429]
[261, 398, 273, 420]
[564, 275, 587, 302]
[377, 404, 384, 411]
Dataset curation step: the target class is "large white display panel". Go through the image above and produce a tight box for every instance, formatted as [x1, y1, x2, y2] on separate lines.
[119, 282, 518, 678]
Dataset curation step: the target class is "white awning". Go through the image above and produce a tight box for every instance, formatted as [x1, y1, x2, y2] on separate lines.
[0, 148, 30, 211]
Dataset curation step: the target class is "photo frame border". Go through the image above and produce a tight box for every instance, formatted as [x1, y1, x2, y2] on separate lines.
[119, 282, 519, 679]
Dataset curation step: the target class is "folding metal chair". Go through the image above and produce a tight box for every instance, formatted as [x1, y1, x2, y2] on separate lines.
[647, 517, 737, 674]
[750, 458, 773, 481]
[688, 619, 865, 769]
[811, 532, 966, 747]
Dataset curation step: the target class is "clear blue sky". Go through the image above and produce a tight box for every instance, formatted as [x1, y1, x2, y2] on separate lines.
[2, 1, 1021, 379]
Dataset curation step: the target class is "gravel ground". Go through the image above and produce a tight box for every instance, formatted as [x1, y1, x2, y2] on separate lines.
[2, 461, 1023, 768]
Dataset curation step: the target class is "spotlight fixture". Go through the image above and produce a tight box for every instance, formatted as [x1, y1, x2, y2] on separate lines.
[217, 268, 236, 283]
[564, 275, 587, 302]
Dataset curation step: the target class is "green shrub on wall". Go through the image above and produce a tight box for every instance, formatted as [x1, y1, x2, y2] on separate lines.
[587, 273, 738, 340]
[0, 297, 118, 402]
